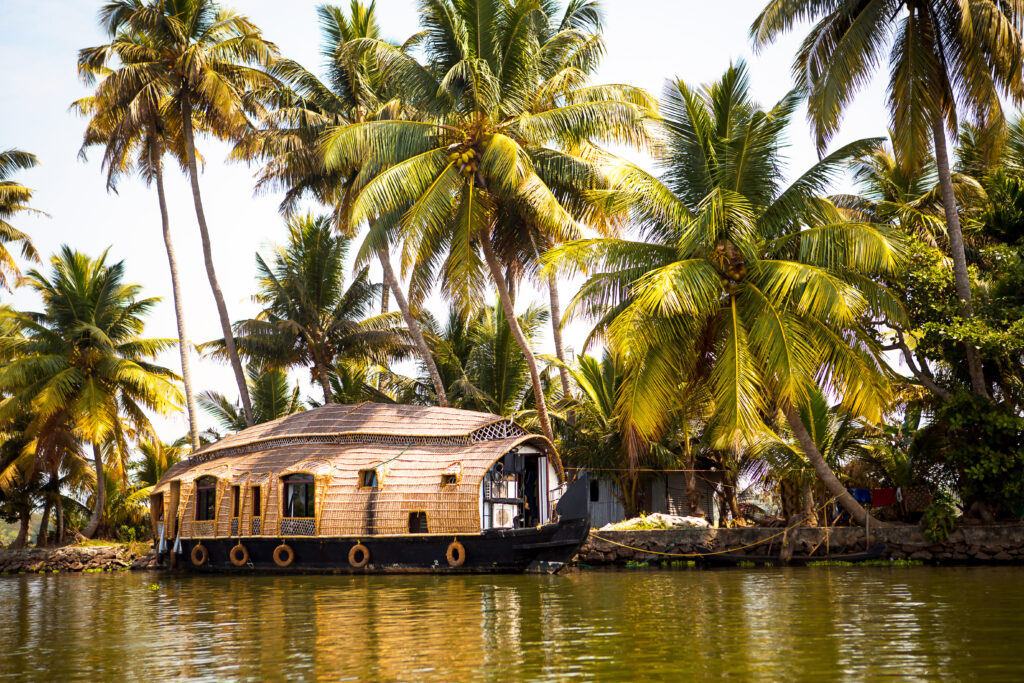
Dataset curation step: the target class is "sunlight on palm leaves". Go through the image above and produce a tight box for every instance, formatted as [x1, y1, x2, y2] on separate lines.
[0, 149, 42, 291]
[551, 61, 905, 463]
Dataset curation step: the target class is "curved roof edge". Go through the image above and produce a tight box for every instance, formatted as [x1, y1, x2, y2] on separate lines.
[178, 402, 549, 467]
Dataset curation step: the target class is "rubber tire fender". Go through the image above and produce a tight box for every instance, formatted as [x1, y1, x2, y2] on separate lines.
[190, 544, 208, 567]
[273, 543, 295, 568]
[229, 543, 249, 567]
[348, 543, 370, 569]
[446, 540, 466, 568]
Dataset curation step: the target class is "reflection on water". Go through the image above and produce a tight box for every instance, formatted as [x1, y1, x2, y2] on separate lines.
[2, 567, 1023, 681]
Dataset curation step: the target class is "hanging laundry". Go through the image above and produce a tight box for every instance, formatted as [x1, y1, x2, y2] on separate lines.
[871, 488, 897, 507]
[905, 485, 932, 512]
[847, 488, 872, 505]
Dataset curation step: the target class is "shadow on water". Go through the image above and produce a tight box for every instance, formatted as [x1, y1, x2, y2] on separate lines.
[2, 567, 1024, 681]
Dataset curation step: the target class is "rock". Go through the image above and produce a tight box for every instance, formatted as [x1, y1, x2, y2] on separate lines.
[909, 550, 932, 561]
[993, 552, 1013, 561]
[975, 552, 992, 560]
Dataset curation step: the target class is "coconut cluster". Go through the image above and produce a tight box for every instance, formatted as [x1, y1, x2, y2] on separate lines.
[449, 147, 478, 176]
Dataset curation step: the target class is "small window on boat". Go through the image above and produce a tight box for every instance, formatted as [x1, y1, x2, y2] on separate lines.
[590, 479, 600, 502]
[441, 473, 458, 486]
[231, 485, 241, 518]
[252, 486, 262, 517]
[359, 469, 378, 489]
[195, 476, 217, 521]
[408, 511, 428, 533]
[283, 473, 315, 518]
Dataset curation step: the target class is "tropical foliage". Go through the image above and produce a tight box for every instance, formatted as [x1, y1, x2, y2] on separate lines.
[80, 0, 281, 427]
[550, 61, 904, 524]
[0, 149, 41, 291]
[5, 0, 1024, 547]
[215, 213, 408, 404]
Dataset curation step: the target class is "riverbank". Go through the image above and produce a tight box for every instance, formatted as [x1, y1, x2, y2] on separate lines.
[0, 543, 160, 573]
[3, 523, 1023, 572]
[578, 522, 1024, 565]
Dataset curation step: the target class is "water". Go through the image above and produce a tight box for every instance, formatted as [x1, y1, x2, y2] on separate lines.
[1, 568, 1023, 681]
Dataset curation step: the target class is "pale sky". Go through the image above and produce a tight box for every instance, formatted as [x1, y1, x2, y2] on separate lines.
[0, 0, 890, 441]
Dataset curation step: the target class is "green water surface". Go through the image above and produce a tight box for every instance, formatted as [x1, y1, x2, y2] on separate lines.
[1, 567, 1022, 681]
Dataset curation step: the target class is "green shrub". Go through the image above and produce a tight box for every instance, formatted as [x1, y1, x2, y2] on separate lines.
[913, 393, 1024, 519]
[922, 493, 959, 543]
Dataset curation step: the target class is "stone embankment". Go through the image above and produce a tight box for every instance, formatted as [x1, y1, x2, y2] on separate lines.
[0, 544, 161, 573]
[579, 523, 1024, 565]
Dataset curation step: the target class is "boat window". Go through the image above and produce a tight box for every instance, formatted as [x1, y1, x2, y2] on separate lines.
[252, 486, 262, 516]
[590, 479, 600, 503]
[283, 473, 315, 518]
[359, 469, 378, 489]
[408, 511, 428, 533]
[231, 486, 241, 518]
[441, 473, 458, 486]
[195, 476, 217, 521]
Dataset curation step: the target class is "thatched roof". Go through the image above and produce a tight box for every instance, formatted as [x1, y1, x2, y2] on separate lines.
[154, 403, 560, 537]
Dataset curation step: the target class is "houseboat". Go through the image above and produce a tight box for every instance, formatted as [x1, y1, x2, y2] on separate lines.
[151, 402, 589, 573]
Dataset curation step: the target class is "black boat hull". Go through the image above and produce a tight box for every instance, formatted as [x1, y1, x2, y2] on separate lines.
[166, 517, 590, 574]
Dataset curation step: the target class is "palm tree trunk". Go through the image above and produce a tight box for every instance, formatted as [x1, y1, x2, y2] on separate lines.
[11, 503, 29, 549]
[784, 405, 879, 527]
[801, 484, 819, 527]
[683, 436, 703, 517]
[547, 271, 572, 398]
[723, 469, 741, 522]
[378, 277, 388, 391]
[480, 237, 555, 444]
[55, 495, 64, 546]
[377, 248, 448, 407]
[932, 116, 988, 398]
[315, 356, 334, 404]
[82, 443, 105, 539]
[153, 143, 201, 450]
[37, 496, 51, 547]
[180, 92, 254, 426]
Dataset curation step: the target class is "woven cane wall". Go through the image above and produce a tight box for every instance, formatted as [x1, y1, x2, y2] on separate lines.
[155, 403, 561, 539]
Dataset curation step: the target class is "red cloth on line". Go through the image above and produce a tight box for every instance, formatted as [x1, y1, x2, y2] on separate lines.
[871, 488, 897, 507]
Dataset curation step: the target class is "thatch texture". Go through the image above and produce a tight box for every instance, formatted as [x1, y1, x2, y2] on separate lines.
[153, 403, 560, 539]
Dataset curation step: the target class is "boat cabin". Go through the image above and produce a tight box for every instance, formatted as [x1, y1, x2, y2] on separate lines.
[151, 403, 565, 544]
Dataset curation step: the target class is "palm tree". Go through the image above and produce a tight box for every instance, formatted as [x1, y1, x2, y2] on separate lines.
[0, 247, 181, 537]
[215, 214, 408, 403]
[418, 301, 551, 417]
[464, 300, 549, 418]
[73, 67, 203, 450]
[0, 149, 42, 290]
[751, 1, 1024, 398]
[198, 363, 303, 433]
[132, 438, 186, 488]
[234, 1, 452, 408]
[846, 139, 989, 400]
[552, 63, 905, 525]
[324, 0, 649, 443]
[81, 0, 281, 427]
[556, 351, 682, 517]
[755, 388, 873, 525]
